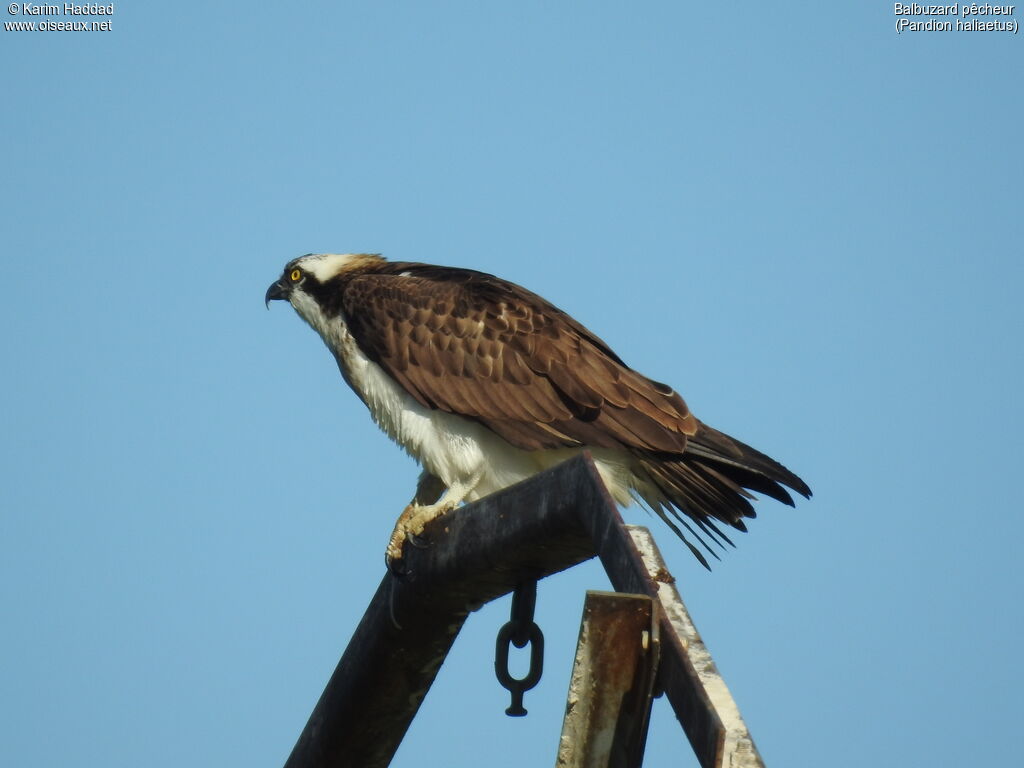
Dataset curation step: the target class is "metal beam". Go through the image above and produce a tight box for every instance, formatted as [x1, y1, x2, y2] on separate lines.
[610, 527, 766, 768]
[283, 455, 601, 768]
[556, 591, 660, 768]
[283, 453, 765, 768]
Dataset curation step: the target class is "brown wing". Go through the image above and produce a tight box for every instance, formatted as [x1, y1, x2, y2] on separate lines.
[338, 263, 698, 453]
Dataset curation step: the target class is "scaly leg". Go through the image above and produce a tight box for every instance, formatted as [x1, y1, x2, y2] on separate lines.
[386, 470, 481, 573]
[401, 473, 446, 548]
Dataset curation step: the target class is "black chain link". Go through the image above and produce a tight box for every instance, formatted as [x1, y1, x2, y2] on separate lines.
[494, 581, 544, 716]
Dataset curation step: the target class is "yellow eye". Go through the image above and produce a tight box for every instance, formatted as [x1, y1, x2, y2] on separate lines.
[290, 269, 302, 282]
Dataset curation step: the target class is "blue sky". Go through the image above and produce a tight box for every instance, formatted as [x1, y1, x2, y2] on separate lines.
[1, 3, 1020, 766]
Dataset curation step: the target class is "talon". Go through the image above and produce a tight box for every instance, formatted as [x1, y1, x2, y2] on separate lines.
[384, 496, 460, 574]
[407, 531, 431, 549]
[386, 551, 410, 578]
[386, 529, 411, 577]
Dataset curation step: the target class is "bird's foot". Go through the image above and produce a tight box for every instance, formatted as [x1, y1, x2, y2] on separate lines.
[385, 499, 457, 576]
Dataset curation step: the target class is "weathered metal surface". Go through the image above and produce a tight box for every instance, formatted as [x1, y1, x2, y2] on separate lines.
[623, 527, 765, 768]
[556, 591, 660, 768]
[560, 457, 765, 768]
[283, 453, 765, 768]
[283, 455, 601, 768]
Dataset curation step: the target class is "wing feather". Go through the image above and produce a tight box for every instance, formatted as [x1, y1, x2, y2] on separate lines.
[317, 258, 812, 569]
[337, 264, 696, 453]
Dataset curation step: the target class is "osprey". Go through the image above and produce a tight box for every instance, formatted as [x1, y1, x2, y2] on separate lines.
[266, 253, 810, 570]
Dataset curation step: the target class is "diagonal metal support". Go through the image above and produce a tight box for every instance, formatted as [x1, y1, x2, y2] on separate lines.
[556, 591, 660, 768]
[282, 455, 598, 768]
[612, 527, 765, 768]
[282, 453, 765, 768]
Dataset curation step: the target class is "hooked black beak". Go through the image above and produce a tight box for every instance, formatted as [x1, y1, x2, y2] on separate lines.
[265, 279, 290, 309]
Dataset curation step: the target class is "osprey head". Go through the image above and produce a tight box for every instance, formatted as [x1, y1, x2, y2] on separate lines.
[265, 253, 383, 308]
